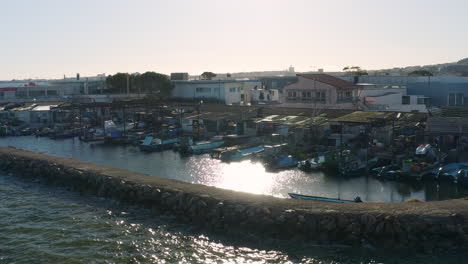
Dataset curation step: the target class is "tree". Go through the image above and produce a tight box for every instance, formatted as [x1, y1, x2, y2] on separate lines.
[343, 66, 368, 84]
[106, 72, 173, 97]
[106, 73, 134, 93]
[134, 72, 173, 98]
[343, 66, 368, 76]
[408, 70, 433, 76]
[200, 72, 216, 80]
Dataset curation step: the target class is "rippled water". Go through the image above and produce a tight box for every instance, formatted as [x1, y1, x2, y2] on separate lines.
[0, 137, 467, 263]
[1, 172, 465, 263]
[1, 136, 467, 202]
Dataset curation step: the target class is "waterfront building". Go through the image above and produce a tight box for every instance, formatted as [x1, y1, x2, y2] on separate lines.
[356, 83, 429, 112]
[251, 89, 280, 104]
[171, 79, 262, 105]
[339, 75, 468, 107]
[170, 73, 190, 81]
[327, 111, 426, 147]
[282, 74, 359, 109]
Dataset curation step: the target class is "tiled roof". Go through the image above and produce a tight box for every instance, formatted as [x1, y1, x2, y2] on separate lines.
[297, 74, 357, 89]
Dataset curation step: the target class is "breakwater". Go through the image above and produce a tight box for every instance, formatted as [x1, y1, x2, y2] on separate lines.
[1, 146, 467, 252]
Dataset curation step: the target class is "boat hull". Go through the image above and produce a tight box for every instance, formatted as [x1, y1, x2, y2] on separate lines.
[288, 193, 359, 203]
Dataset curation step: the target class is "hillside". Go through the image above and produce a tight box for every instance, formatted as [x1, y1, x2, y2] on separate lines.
[374, 58, 468, 76]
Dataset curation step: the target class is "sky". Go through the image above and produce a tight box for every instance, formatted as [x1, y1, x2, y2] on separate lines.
[1, 0, 467, 80]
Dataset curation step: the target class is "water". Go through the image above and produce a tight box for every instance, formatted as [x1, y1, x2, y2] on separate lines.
[0, 137, 467, 263]
[0, 136, 467, 202]
[1, 172, 465, 263]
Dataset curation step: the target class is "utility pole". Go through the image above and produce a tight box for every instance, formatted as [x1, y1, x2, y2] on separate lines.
[339, 122, 343, 175]
[123, 105, 126, 135]
[126, 74, 130, 94]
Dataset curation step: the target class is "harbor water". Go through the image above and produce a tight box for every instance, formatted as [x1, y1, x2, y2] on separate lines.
[0, 136, 467, 263]
[0, 136, 467, 202]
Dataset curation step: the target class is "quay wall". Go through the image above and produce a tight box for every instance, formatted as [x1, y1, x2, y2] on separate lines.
[1, 146, 468, 252]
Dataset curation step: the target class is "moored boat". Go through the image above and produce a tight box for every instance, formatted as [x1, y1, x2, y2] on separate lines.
[298, 155, 326, 172]
[211, 145, 265, 162]
[264, 154, 298, 170]
[288, 193, 362, 203]
[139, 136, 181, 152]
[187, 139, 225, 154]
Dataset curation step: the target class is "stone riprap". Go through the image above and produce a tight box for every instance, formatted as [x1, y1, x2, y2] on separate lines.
[1, 146, 467, 252]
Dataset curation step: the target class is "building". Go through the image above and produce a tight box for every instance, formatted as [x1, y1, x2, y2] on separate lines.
[339, 75, 468, 107]
[251, 89, 280, 104]
[357, 84, 429, 112]
[29, 104, 58, 125]
[171, 80, 262, 105]
[282, 74, 359, 109]
[170, 73, 189, 81]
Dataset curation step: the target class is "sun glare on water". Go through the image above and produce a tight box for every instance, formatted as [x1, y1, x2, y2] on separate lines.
[216, 160, 276, 195]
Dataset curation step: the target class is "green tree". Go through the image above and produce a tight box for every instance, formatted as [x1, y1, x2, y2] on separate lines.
[343, 66, 368, 76]
[200, 72, 216, 80]
[408, 70, 433, 76]
[106, 73, 133, 93]
[343, 66, 368, 83]
[134, 72, 173, 98]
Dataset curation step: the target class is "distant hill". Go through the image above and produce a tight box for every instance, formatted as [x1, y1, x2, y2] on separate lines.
[373, 58, 468, 76]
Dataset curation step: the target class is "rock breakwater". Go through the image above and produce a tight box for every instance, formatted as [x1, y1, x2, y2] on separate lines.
[1, 146, 467, 252]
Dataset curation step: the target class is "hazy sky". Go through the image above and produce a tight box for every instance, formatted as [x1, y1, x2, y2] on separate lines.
[1, 0, 467, 80]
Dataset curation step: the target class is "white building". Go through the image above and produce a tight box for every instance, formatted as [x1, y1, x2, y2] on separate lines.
[171, 80, 261, 105]
[251, 89, 280, 104]
[357, 84, 429, 112]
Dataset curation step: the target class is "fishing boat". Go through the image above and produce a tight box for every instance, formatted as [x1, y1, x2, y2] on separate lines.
[139, 136, 181, 152]
[298, 155, 326, 172]
[80, 128, 105, 142]
[187, 139, 225, 154]
[211, 145, 265, 162]
[264, 154, 298, 170]
[340, 157, 380, 177]
[435, 163, 468, 182]
[288, 193, 362, 203]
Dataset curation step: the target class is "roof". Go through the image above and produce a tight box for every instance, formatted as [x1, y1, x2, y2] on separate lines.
[426, 117, 468, 135]
[330, 111, 427, 123]
[182, 111, 244, 121]
[297, 74, 357, 89]
[32, 105, 58, 111]
[432, 107, 468, 118]
[172, 80, 261, 84]
[365, 92, 400, 98]
[256, 114, 330, 127]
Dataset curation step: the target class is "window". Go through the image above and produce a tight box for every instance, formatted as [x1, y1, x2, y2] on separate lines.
[448, 93, 455, 106]
[196, 87, 211, 93]
[345, 91, 352, 97]
[16, 91, 27, 98]
[448, 93, 464, 106]
[402, 96, 410, 105]
[0, 92, 3, 98]
[47, 90, 58, 96]
[229, 87, 236, 93]
[30, 90, 46, 97]
[457, 93, 465, 105]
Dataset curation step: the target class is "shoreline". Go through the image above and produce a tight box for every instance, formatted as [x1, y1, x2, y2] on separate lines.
[1, 146, 467, 252]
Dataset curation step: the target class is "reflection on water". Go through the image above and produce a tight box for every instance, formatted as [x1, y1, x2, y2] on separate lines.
[1, 136, 468, 202]
[1, 172, 466, 264]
